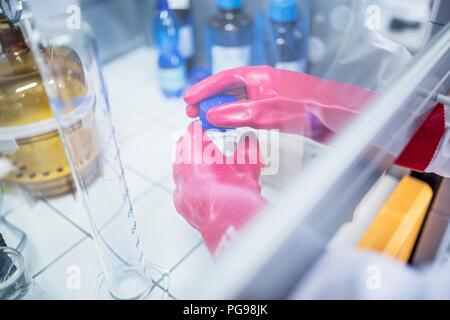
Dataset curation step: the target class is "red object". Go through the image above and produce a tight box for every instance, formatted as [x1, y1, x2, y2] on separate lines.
[396, 104, 445, 172]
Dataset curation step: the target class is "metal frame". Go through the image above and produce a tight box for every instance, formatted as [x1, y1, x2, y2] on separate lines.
[192, 22, 450, 299]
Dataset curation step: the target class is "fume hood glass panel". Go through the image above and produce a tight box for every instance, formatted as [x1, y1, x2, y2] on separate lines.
[191, 11, 450, 299]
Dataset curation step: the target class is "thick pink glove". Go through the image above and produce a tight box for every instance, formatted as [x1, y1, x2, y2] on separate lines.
[185, 66, 450, 175]
[173, 121, 267, 256]
[185, 66, 375, 135]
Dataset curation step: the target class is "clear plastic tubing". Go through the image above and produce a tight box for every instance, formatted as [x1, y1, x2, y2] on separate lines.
[25, 1, 165, 300]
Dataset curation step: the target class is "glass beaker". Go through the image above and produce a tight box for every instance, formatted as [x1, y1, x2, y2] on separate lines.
[0, 246, 46, 300]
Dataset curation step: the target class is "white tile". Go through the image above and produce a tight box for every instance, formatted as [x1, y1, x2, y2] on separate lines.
[169, 244, 216, 299]
[121, 123, 180, 182]
[44, 194, 89, 235]
[121, 78, 179, 118]
[109, 97, 157, 144]
[123, 83, 165, 118]
[125, 167, 159, 200]
[34, 237, 167, 300]
[34, 237, 100, 300]
[105, 48, 192, 135]
[117, 47, 157, 76]
[103, 49, 156, 99]
[159, 174, 175, 194]
[119, 76, 192, 129]
[162, 99, 193, 129]
[6, 201, 85, 276]
[46, 169, 156, 233]
[133, 188, 200, 270]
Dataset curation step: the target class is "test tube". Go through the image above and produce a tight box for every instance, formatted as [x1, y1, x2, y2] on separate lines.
[24, 6, 167, 299]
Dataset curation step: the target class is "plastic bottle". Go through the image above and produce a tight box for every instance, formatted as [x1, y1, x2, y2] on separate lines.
[269, 0, 308, 73]
[168, 0, 196, 72]
[208, 0, 253, 75]
[154, 0, 187, 98]
[200, 95, 249, 157]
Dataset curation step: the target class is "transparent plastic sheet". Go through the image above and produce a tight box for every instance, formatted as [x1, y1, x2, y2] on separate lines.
[309, 0, 412, 89]
[258, 0, 414, 193]
[303, 0, 412, 141]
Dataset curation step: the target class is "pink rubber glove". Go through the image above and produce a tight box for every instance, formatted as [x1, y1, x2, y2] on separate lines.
[185, 66, 450, 175]
[185, 66, 375, 135]
[173, 121, 267, 257]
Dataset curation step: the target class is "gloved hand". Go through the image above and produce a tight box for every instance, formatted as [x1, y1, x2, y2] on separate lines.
[173, 121, 267, 257]
[184, 66, 375, 134]
[185, 66, 450, 176]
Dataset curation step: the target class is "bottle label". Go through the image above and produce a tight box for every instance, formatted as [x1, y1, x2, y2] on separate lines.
[159, 66, 187, 92]
[168, 0, 190, 10]
[178, 25, 195, 59]
[275, 60, 307, 73]
[211, 45, 251, 74]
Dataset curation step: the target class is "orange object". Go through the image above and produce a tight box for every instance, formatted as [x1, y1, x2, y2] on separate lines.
[358, 176, 433, 263]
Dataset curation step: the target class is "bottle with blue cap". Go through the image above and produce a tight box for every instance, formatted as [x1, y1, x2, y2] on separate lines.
[154, 0, 188, 98]
[268, 0, 309, 73]
[168, 0, 196, 72]
[208, 0, 253, 75]
[200, 95, 248, 157]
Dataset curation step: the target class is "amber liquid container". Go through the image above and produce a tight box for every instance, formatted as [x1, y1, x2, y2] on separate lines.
[0, 16, 97, 197]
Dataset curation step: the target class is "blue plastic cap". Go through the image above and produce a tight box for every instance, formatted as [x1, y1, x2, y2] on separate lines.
[270, 0, 297, 22]
[217, 0, 242, 10]
[200, 95, 237, 132]
[156, 0, 169, 10]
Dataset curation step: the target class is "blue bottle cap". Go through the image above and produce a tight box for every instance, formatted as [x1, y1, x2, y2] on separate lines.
[217, 0, 242, 10]
[270, 0, 297, 22]
[200, 95, 237, 132]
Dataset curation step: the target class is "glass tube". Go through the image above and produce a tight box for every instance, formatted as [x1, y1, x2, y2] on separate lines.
[26, 20, 167, 299]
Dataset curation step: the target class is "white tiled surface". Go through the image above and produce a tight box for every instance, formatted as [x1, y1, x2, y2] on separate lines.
[0, 47, 216, 300]
[133, 188, 201, 268]
[169, 243, 216, 300]
[5, 202, 86, 276]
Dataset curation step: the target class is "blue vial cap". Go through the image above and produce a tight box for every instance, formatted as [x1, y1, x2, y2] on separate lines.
[200, 95, 237, 132]
[217, 0, 242, 10]
[270, 0, 297, 22]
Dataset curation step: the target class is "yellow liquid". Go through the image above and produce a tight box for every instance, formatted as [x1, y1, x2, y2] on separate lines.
[0, 22, 97, 197]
